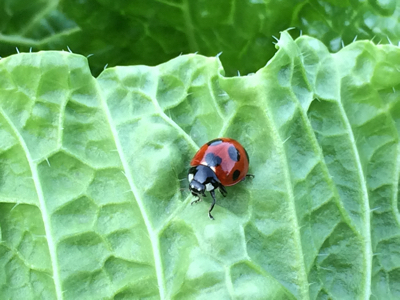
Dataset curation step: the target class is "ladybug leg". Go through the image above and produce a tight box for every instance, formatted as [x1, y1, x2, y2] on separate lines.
[208, 190, 217, 220]
[191, 196, 202, 205]
[241, 174, 255, 182]
[219, 184, 227, 197]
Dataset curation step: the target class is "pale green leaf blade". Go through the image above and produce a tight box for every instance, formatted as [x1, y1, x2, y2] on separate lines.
[1, 32, 400, 299]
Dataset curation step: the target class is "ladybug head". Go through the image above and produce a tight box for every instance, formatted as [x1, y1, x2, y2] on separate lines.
[189, 179, 206, 197]
[188, 165, 219, 197]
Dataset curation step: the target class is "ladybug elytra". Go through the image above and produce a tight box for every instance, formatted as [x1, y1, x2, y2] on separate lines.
[188, 138, 253, 219]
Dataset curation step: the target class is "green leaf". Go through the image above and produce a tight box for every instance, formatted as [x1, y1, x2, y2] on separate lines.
[1, 31, 400, 299]
[1, 0, 400, 76]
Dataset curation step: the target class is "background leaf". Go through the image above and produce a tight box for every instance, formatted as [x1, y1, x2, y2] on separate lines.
[1, 0, 400, 76]
[1, 30, 400, 299]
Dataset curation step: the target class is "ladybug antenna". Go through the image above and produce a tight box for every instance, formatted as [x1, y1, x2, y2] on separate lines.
[208, 190, 216, 220]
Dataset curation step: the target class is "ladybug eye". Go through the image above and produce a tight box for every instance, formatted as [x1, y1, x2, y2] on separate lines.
[189, 179, 205, 195]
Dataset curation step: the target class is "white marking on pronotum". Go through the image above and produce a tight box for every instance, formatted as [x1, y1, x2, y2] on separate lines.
[188, 174, 194, 182]
[205, 183, 214, 191]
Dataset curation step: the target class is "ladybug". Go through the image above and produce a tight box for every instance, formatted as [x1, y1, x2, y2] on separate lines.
[188, 138, 253, 219]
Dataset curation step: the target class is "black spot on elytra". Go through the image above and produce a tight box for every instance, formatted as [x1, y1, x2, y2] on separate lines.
[228, 146, 240, 161]
[207, 139, 223, 146]
[233, 170, 241, 181]
[205, 153, 222, 167]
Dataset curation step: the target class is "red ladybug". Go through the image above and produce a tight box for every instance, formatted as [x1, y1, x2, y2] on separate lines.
[188, 138, 253, 219]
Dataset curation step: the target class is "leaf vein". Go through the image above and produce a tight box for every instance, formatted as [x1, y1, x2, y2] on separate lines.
[97, 85, 167, 299]
[261, 105, 310, 299]
[0, 106, 64, 300]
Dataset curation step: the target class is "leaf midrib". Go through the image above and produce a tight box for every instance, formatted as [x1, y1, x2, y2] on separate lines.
[260, 95, 310, 299]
